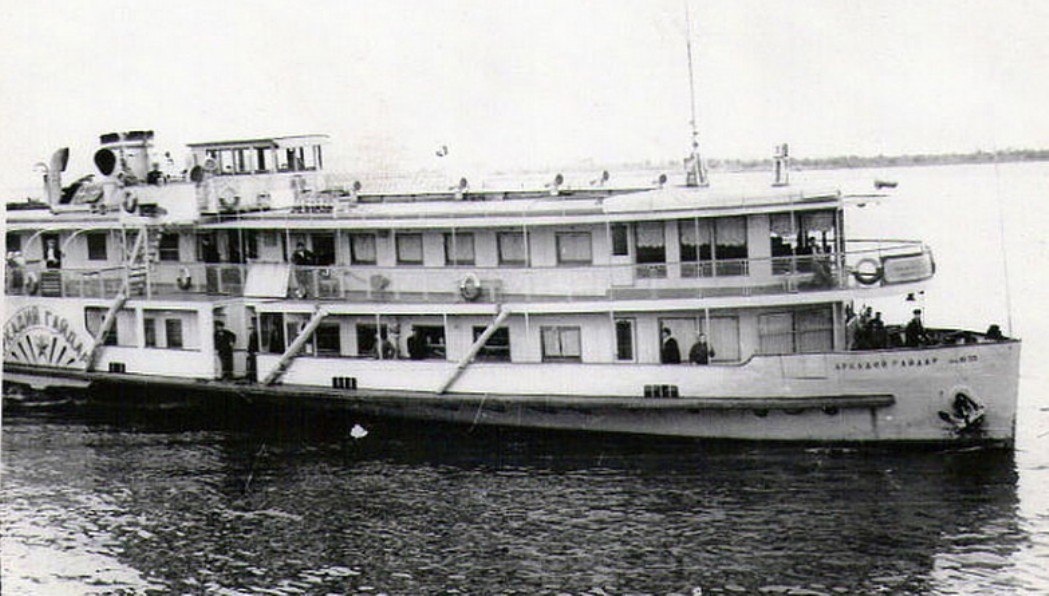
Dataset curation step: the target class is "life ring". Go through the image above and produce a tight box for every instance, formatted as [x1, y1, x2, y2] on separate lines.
[24, 272, 39, 295]
[176, 267, 192, 290]
[459, 273, 482, 301]
[219, 193, 240, 210]
[122, 191, 139, 214]
[852, 258, 882, 285]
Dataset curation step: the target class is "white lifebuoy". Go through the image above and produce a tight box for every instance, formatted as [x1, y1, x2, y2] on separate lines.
[24, 272, 39, 295]
[459, 273, 482, 301]
[852, 258, 882, 285]
[176, 267, 192, 290]
[122, 191, 139, 214]
[219, 193, 240, 210]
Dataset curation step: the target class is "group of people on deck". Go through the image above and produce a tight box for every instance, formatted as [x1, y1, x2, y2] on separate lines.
[660, 328, 715, 365]
[846, 305, 929, 350]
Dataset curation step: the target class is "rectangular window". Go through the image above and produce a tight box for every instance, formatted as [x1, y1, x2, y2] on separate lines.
[472, 326, 511, 362]
[615, 319, 635, 361]
[541, 326, 582, 362]
[796, 307, 833, 353]
[444, 233, 475, 266]
[84, 307, 119, 346]
[315, 323, 341, 356]
[611, 224, 629, 256]
[709, 316, 740, 362]
[714, 216, 749, 276]
[679, 219, 713, 278]
[165, 319, 184, 349]
[635, 221, 666, 278]
[356, 323, 391, 357]
[87, 233, 107, 261]
[310, 233, 336, 266]
[144, 318, 156, 347]
[409, 325, 447, 359]
[396, 234, 424, 265]
[758, 313, 794, 355]
[497, 232, 527, 266]
[260, 313, 285, 354]
[350, 234, 377, 265]
[556, 232, 592, 265]
[158, 233, 180, 262]
[6, 232, 21, 253]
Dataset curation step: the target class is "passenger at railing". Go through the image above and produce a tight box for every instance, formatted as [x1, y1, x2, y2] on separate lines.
[689, 333, 715, 365]
[6, 251, 25, 293]
[291, 242, 315, 298]
[214, 321, 237, 380]
[905, 309, 928, 348]
[44, 238, 62, 269]
[845, 307, 860, 350]
[868, 312, 888, 349]
[407, 326, 429, 360]
[146, 163, 165, 186]
[660, 328, 681, 364]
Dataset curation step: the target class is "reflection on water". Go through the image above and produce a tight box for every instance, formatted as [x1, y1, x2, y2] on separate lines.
[2, 408, 1043, 595]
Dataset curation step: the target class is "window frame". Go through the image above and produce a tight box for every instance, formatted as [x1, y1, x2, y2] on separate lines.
[541, 325, 583, 362]
[349, 233, 378, 265]
[395, 233, 424, 265]
[86, 232, 108, 261]
[443, 232, 475, 266]
[555, 231, 593, 266]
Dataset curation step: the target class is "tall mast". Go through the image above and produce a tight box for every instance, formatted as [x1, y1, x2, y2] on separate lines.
[684, 2, 708, 187]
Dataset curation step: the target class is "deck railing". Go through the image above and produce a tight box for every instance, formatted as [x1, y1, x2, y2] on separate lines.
[5, 240, 932, 302]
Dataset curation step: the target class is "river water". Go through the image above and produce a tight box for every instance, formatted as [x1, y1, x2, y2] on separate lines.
[3, 162, 1049, 594]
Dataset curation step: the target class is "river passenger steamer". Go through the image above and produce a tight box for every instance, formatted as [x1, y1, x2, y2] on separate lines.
[3, 131, 1020, 445]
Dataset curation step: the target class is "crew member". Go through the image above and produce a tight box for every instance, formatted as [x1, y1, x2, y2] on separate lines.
[214, 320, 237, 379]
[689, 333, 715, 365]
[661, 328, 681, 364]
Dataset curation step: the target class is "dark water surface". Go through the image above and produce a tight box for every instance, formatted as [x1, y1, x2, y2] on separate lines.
[2, 405, 1047, 595]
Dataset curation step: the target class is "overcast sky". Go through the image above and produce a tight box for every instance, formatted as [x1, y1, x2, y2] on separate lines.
[1, 0, 1047, 189]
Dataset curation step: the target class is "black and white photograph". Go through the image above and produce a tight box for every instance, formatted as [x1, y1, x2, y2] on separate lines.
[2, 1, 1047, 593]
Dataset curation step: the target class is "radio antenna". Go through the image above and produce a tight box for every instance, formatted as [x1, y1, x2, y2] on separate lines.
[684, 2, 708, 187]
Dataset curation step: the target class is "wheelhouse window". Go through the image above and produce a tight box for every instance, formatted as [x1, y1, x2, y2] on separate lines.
[635, 221, 666, 278]
[770, 210, 837, 274]
[350, 234, 377, 265]
[541, 326, 582, 362]
[396, 234, 424, 265]
[158, 233, 180, 262]
[444, 233, 475, 266]
[498, 232, 527, 266]
[610, 223, 630, 256]
[472, 326, 511, 361]
[87, 233, 107, 261]
[556, 232, 592, 265]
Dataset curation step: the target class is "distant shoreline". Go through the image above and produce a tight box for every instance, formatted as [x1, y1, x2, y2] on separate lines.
[710, 149, 1049, 172]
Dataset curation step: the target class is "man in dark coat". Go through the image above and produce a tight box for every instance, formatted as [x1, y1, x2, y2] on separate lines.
[661, 328, 681, 364]
[214, 320, 237, 379]
[905, 309, 926, 348]
[689, 333, 715, 365]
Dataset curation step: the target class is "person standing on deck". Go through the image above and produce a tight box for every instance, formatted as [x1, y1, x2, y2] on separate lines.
[214, 321, 237, 379]
[291, 241, 315, 297]
[246, 323, 259, 382]
[407, 326, 429, 360]
[661, 328, 681, 364]
[905, 309, 927, 348]
[689, 333, 715, 365]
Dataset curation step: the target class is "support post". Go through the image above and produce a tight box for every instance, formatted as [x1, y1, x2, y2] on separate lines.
[261, 306, 329, 385]
[436, 307, 511, 394]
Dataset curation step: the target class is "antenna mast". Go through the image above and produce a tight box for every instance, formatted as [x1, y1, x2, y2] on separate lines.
[684, 2, 708, 187]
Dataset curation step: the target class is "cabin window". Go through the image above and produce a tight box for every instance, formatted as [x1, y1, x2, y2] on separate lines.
[611, 223, 630, 256]
[255, 148, 268, 172]
[87, 233, 108, 261]
[310, 233, 336, 266]
[444, 233, 475, 266]
[408, 325, 446, 359]
[197, 233, 221, 263]
[144, 318, 156, 347]
[758, 307, 832, 355]
[498, 232, 527, 266]
[314, 323, 341, 356]
[714, 216, 748, 276]
[634, 222, 666, 278]
[6, 232, 21, 253]
[350, 234, 377, 265]
[472, 326, 511, 361]
[227, 230, 258, 263]
[396, 234, 424, 265]
[709, 316, 740, 362]
[679, 219, 713, 277]
[541, 326, 582, 362]
[260, 313, 286, 354]
[356, 323, 393, 358]
[615, 318, 635, 361]
[158, 233, 180, 262]
[85, 307, 124, 346]
[556, 232, 592, 265]
[769, 213, 799, 274]
[770, 210, 836, 274]
[165, 319, 184, 349]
